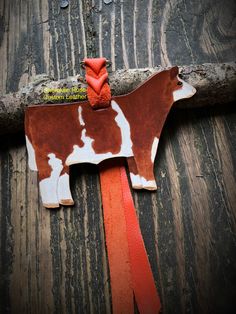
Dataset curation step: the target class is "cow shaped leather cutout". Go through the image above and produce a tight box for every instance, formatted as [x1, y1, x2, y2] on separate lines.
[25, 67, 196, 208]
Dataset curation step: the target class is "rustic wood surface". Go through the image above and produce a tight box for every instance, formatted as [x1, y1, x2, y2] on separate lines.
[0, 0, 236, 313]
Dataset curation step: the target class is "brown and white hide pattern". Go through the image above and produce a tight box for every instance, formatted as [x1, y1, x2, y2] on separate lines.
[25, 67, 196, 208]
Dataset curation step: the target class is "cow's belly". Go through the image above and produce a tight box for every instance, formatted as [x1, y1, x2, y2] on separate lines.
[66, 100, 134, 165]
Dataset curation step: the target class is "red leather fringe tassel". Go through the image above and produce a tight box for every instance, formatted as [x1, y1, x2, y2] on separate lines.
[100, 162, 134, 314]
[100, 161, 161, 314]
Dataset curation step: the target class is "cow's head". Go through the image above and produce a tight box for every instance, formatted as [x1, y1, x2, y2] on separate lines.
[169, 66, 196, 102]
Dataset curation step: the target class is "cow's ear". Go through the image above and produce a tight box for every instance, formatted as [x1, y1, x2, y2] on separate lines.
[170, 66, 179, 79]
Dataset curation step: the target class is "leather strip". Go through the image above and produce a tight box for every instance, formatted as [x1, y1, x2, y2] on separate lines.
[119, 166, 161, 314]
[84, 57, 111, 109]
[100, 161, 161, 314]
[100, 160, 134, 314]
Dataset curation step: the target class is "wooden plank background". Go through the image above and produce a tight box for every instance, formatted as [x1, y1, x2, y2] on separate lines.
[0, 0, 236, 313]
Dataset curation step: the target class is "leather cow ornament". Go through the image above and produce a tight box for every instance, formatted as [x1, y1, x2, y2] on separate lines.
[25, 64, 196, 208]
[25, 58, 196, 314]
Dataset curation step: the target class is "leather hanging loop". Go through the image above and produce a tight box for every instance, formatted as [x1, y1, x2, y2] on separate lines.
[83, 57, 112, 109]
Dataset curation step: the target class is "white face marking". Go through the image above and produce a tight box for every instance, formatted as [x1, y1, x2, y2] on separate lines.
[25, 136, 38, 171]
[173, 77, 196, 102]
[151, 137, 159, 163]
[78, 106, 85, 126]
[57, 173, 73, 203]
[39, 153, 63, 207]
[66, 101, 133, 166]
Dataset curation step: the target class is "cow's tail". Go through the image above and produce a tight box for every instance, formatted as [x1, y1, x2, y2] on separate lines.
[25, 108, 38, 171]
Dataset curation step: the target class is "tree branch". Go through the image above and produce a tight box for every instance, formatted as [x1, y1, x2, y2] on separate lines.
[0, 62, 235, 135]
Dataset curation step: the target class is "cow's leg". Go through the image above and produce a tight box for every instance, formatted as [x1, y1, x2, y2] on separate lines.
[133, 137, 159, 190]
[38, 153, 63, 208]
[57, 166, 74, 206]
[127, 157, 142, 189]
[134, 157, 157, 190]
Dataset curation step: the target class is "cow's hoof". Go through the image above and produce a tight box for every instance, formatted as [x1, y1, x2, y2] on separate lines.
[143, 185, 157, 191]
[43, 203, 60, 208]
[60, 199, 74, 206]
[132, 184, 143, 189]
[142, 179, 157, 191]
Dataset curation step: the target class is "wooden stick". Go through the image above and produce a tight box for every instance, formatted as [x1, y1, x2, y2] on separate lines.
[0, 62, 235, 135]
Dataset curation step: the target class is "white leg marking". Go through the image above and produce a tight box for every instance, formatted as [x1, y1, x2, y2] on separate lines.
[130, 173, 157, 190]
[173, 77, 196, 102]
[141, 176, 157, 190]
[111, 100, 133, 156]
[39, 153, 63, 207]
[57, 173, 74, 205]
[151, 137, 159, 163]
[25, 136, 38, 171]
[130, 173, 143, 189]
[78, 106, 85, 126]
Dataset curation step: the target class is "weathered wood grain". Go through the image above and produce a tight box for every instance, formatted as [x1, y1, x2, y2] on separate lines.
[0, 0, 236, 313]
